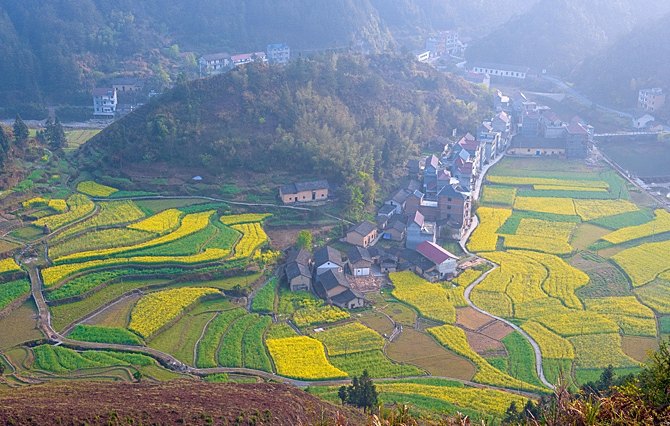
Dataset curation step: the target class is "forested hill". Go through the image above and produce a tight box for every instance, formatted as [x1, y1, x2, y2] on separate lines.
[79, 54, 486, 195]
[573, 12, 670, 108]
[465, 0, 670, 75]
[0, 0, 532, 108]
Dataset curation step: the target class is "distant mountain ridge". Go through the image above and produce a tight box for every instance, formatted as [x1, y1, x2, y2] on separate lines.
[573, 11, 670, 108]
[0, 0, 534, 108]
[466, 0, 670, 75]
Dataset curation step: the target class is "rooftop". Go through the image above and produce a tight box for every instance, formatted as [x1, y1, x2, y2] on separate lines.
[350, 221, 377, 237]
[280, 180, 329, 195]
[510, 135, 567, 150]
[416, 241, 459, 265]
[347, 246, 373, 264]
[286, 262, 311, 281]
[316, 269, 350, 292]
[313, 246, 342, 267]
[472, 62, 531, 74]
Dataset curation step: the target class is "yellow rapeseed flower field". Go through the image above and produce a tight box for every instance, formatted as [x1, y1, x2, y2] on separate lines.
[573, 199, 639, 221]
[220, 213, 271, 225]
[487, 175, 609, 189]
[55, 210, 213, 262]
[467, 207, 512, 252]
[377, 383, 528, 416]
[521, 321, 574, 359]
[390, 271, 465, 324]
[76, 181, 119, 197]
[312, 323, 383, 355]
[602, 210, 670, 244]
[128, 208, 183, 234]
[35, 194, 95, 230]
[514, 197, 576, 216]
[230, 222, 268, 259]
[568, 333, 639, 369]
[428, 324, 545, 392]
[0, 258, 21, 274]
[129, 287, 219, 337]
[612, 239, 670, 287]
[41, 248, 229, 286]
[266, 336, 347, 380]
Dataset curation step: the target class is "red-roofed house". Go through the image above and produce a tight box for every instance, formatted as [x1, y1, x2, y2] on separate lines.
[416, 241, 459, 279]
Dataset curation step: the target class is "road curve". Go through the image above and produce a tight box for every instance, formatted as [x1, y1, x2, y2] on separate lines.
[464, 267, 554, 390]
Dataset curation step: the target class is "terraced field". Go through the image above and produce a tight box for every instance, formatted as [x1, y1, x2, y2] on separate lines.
[471, 157, 668, 386]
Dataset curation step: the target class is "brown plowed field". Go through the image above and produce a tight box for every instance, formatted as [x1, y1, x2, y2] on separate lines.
[456, 307, 493, 331]
[478, 321, 514, 341]
[464, 329, 506, 356]
[0, 380, 364, 425]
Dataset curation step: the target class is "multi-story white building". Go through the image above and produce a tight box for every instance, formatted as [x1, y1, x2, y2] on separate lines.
[425, 31, 464, 57]
[267, 44, 290, 64]
[638, 88, 665, 112]
[92, 88, 117, 117]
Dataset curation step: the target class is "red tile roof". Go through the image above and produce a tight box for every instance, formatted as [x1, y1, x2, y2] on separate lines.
[416, 241, 458, 265]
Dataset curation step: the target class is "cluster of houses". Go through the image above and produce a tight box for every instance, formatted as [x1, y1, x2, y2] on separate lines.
[283, 232, 460, 309]
[199, 43, 290, 77]
[415, 30, 466, 63]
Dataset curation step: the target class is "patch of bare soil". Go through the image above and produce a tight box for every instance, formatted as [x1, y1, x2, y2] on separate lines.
[464, 329, 506, 356]
[0, 380, 365, 425]
[266, 225, 334, 251]
[456, 307, 493, 331]
[349, 275, 386, 293]
[478, 321, 515, 341]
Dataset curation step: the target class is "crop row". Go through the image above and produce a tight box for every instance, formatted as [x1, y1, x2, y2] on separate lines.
[76, 180, 118, 197]
[533, 185, 608, 192]
[54, 200, 146, 242]
[503, 234, 572, 255]
[390, 271, 464, 324]
[35, 194, 95, 231]
[602, 209, 670, 244]
[251, 278, 278, 313]
[23, 197, 68, 212]
[54, 210, 214, 263]
[196, 308, 247, 368]
[128, 287, 219, 338]
[50, 228, 153, 259]
[217, 314, 259, 367]
[241, 315, 273, 371]
[515, 251, 588, 310]
[636, 279, 670, 314]
[42, 248, 230, 286]
[230, 222, 268, 259]
[428, 324, 544, 392]
[266, 336, 347, 380]
[32, 345, 153, 373]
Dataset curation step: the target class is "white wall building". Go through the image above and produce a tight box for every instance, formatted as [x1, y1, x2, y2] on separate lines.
[92, 88, 117, 117]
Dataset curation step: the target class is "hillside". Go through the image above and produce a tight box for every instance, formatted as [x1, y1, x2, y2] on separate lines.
[79, 54, 487, 203]
[0, 0, 535, 109]
[574, 12, 670, 108]
[465, 0, 670, 75]
[0, 381, 365, 425]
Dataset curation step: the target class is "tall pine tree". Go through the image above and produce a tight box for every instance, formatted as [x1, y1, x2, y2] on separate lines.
[13, 115, 29, 145]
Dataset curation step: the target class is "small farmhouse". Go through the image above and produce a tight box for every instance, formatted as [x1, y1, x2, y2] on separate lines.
[314, 269, 365, 309]
[347, 246, 373, 277]
[406, 211, 436, 249]
[313, 246, 344, 276]
[415, 241, 459, 280]
[346, 221, 378, 248]
[279, 180, 329, 204]
[284, 248, 312, 291]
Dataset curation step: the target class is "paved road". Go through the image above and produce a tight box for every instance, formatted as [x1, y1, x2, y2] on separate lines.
[464, 268, 554, 390]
